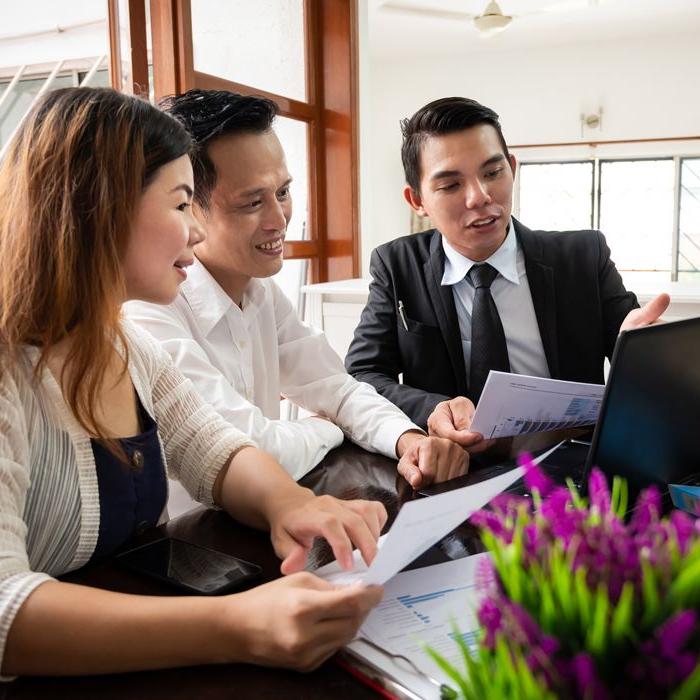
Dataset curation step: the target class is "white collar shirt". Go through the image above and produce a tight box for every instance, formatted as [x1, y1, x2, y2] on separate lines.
[125, 258, 420, 481]
[441, 220, 550, 381]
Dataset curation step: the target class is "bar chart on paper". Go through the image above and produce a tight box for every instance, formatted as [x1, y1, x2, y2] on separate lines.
[470, 371, 606, 439]
[358, 556, 488, 685]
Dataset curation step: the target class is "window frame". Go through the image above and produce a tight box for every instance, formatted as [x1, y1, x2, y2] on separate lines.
[516, 154, 700, 282]
[109, 0, 361, 284]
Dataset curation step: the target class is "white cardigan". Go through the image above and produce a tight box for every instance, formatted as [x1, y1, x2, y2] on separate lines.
[0, 320, 254, 672]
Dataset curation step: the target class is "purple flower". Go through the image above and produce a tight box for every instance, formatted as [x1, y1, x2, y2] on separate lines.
[477, 598, 502, 647]
[474, 554, 498, 596]
[519, 453, 555, 497]
[587, 468, 611, 514]
[657, 610, 697, 658]
[571, 653, 612, 700]
[669, 510, 695, 554]
[630, 484, 662, 533]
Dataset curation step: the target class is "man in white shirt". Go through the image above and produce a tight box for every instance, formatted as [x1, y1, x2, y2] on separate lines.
[125, 89, 467, 490]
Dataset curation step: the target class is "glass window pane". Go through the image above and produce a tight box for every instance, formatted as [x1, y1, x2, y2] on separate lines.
[599, 160, 674, 275]
[275, 116, 309, 241]
[518, 162, 594, 231]
[679, 158, 700, 283]
[0, 3, 110, 149]
[191, 0, 306, 101]
[0, 75, 74, 147]
[273, 258, 310, 312]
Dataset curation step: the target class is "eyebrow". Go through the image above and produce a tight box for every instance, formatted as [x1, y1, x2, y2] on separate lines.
[238, 177, 293, 199]
[429, 154, 506, 181]
[170, 184, 193, 198]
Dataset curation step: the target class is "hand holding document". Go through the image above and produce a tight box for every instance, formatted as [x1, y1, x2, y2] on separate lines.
[316, 466, 523, 586]
[469, 371, 605, 439]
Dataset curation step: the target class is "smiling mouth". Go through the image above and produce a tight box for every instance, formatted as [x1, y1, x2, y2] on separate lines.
[255, 238, 284, 253]
[469, 216, 498, 229]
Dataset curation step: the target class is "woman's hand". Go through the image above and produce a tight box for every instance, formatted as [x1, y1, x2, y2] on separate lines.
[221, 573, 382, 671]
[268, 491, 387, 574]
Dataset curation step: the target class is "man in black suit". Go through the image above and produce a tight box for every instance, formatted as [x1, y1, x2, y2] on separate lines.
[345, 97, 669, 445]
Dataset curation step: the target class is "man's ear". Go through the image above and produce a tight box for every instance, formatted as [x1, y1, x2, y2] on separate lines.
[403, 185, 427, 216]
[508, 153, 517, 176]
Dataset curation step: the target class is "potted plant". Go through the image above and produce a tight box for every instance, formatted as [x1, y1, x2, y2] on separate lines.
[428, 455, 700, 699]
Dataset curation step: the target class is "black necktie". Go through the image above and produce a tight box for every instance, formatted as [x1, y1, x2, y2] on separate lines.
[468, 263, 510, 404]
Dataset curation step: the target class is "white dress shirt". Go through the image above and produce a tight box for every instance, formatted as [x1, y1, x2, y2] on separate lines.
[441, 221, 550, 381]
[125, 259, 421, 480]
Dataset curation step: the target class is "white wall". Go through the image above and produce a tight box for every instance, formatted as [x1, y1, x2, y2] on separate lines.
[361, 31, 700, 274]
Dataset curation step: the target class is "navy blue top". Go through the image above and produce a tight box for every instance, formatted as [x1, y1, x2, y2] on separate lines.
[89, 397, 167, 562]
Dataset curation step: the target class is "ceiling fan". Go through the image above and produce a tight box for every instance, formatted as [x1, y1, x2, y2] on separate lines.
[379, 0, 599, 37]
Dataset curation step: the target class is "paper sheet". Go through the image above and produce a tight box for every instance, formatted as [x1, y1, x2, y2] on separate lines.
[316, 466, 523, 586]
[347, 554, 489, 698]
[470, 371, 605, 439]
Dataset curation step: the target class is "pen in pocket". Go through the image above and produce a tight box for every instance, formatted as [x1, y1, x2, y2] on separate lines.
[398, 300, 409, 331]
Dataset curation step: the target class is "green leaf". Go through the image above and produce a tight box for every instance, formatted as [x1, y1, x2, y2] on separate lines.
[575, 567, 592, 632]
[423, 645, 470, 697]
[566, 477, 586, 509]
[610, 581, 635, 644]
[585, 584, 610, 656]
[670, 662, 700, 700]
[668, 557, 700, 610]
[641, 559, 661, 627]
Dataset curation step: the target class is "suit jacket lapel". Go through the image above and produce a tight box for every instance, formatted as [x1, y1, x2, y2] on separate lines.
[515, 220, 561, 378]
[424, 231, 468, 396]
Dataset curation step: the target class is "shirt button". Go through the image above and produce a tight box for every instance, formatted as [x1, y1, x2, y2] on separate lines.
[131, 449, 144, 470]
[135, 520, 150, 536]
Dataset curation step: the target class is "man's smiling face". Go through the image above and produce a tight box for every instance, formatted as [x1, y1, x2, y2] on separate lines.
[195, 129, 292, 285]
[404, 124, 516, 261]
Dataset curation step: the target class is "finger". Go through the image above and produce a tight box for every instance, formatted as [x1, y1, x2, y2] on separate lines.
[339, 509, 380, 567]
[450, 397, 476, 431]
[427, 402, 455, 438]
[397, 454, 424, 488]
[416, 442, 438, 483]
[343, 500, 386, 540]
[640, 293, 670, 324]
[431, 424, 484, 448]
[310, 584, 384, 621]
[283, 571, 337, 592]
[280, 543, 310, 575]
[467, 437, 496, 454]
[448, 451, 470, 481]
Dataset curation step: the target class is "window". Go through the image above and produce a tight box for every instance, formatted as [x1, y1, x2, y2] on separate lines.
[679, 158, 700, 283]
[148, 0, 360, 306]
[517, 162, 594, 231]
[599, 159, 674, 283]
[516, 156, 700, 284]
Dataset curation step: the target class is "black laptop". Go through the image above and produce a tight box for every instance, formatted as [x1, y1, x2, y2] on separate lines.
[419, 316, 700, 499]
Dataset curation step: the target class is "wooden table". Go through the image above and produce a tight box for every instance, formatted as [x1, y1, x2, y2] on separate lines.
[1, 433, 572, 700]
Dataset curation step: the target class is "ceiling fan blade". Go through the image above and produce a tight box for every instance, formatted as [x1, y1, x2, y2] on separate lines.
[379, 1, 475, 22]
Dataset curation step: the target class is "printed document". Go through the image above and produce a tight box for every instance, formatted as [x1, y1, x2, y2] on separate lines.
[316, 466, 523, 586]
[470, 371, 605, 439]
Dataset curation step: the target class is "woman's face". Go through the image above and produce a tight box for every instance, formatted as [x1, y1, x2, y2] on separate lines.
[124, 155, 205, 304]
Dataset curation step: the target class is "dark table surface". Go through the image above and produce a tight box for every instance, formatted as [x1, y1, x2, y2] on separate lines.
[1, 430, 575, 700]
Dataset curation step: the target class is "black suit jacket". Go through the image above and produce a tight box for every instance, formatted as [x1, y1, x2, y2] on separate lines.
[345, 220, 639, 429]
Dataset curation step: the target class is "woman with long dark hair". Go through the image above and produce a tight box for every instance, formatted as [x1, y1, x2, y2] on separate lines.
[0, 87, 384, 678]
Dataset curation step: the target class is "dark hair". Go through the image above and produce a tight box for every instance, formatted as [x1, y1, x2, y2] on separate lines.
[160, 88, 279, 209]
[400, 96, 509, 192]
[0, 86, 190, 446]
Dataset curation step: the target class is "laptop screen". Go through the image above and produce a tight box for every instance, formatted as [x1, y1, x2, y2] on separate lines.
[587, 317, 700, 490]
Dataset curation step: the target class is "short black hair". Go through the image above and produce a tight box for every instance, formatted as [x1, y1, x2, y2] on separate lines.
[160, 88, 278, 209]
[400, 96, 509, 193]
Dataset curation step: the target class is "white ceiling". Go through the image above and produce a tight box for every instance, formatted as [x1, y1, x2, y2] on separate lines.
[368, 0, 700, 58]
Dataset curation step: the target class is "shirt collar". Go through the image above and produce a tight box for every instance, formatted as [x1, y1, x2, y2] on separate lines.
[180, 258, 266, 337]
[441, 218, 519, 287]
